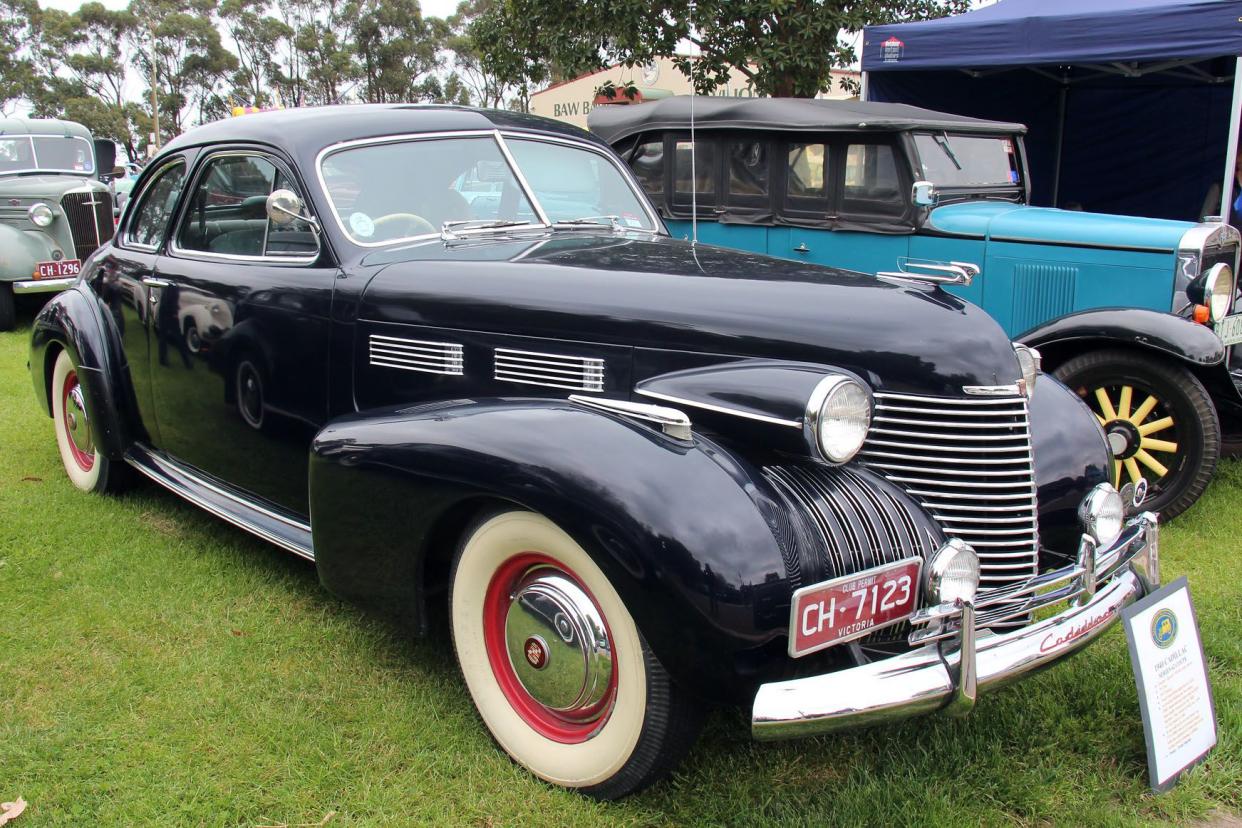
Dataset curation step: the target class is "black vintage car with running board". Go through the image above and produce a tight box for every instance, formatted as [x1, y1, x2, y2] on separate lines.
[30, 104, 1159, 798]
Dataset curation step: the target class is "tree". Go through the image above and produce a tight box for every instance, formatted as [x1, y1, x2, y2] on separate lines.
[289, 0, 356, 104]
[0, 0, 44, 114]
[444, 0, 511, 108]
[348, 0, 444, 104]
[219, 0, 287, 107]
[472, 0, 972, 99]
[129, 0, 238, 137]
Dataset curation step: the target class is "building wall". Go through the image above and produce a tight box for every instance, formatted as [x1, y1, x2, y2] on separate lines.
[530, 57, 858, 129]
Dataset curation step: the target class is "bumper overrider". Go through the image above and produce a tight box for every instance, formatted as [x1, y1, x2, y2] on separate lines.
[752, 511, 1159, 740]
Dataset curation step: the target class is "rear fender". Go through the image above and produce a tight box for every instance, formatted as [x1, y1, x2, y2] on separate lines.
[309, 398, 810, 701]
[29, 284, 131, 459]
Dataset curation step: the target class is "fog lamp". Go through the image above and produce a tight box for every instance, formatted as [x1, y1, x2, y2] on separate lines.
[28, 202, 54, 227]
[926, 538, 980, 604]
[806, 374, 872, 464]
[1013, 343, 1040, 398]
[1078, 482, 1124, 547]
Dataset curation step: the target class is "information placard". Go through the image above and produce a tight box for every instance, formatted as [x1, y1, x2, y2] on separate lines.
[1121, 576, 1216, 792]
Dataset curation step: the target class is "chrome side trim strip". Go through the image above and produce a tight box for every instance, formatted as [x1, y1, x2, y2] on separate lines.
[369, 335, 464, 376]
[124, 447, 314, 562]
[494, 348, 604, 392]
[635, 388, 802, 428]
[13, 277, 77, 294]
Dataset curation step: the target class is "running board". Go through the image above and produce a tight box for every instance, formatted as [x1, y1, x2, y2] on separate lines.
[125, 445, 314, 561]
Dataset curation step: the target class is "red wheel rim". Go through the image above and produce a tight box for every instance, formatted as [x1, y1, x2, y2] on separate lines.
[60, 369, 94, 472]
[481, 552, 618, 744]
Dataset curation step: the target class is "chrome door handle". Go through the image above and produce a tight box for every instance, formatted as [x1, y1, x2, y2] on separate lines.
[142, 277, 173, 288]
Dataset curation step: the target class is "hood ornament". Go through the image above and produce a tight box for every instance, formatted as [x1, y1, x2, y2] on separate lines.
[877, 258, 979, 287]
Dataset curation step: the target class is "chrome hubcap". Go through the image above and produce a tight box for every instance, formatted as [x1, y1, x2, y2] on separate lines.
[66, 384, 93, 457]
[504, 570, 613, 721]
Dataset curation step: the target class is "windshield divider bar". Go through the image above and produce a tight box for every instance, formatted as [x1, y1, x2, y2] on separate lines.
[493, 130, 551, 228]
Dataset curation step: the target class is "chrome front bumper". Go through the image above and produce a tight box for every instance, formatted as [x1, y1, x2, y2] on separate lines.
[13, 277, 77, 294]
[752, 512, 1160, 740]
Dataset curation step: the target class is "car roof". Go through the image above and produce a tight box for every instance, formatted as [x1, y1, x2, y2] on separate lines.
[159, 104, 608, 160]
[587, 96, 1027, 145]
[0, 117, 94, 140]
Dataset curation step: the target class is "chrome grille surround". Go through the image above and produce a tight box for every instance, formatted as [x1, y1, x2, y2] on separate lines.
[494, 348, 604, 392]
[369, 335, 464, 375]
[60, 190, 114, 259]
[859, 391, 1040, 617]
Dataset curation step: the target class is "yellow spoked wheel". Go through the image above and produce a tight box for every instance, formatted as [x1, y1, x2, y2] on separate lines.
[1053, 349, 1219, 521]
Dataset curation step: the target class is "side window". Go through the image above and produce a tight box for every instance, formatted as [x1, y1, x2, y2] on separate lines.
[787, 143, 827, 200]
[176, 154, 317, 259]
[673, 138, 716, 207]
[726, 139, 769, 203]
[842, 143, 903, 217]
[628, 138, 664, 199]
[126, 161, 187, 249]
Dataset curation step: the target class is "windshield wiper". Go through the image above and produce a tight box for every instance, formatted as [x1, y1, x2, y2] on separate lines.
[554, 215, 659, 234]
[440, 218, 541, 240]
[933, 132, 962, 171]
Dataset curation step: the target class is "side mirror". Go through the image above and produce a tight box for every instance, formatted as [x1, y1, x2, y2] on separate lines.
[267, 188, 310, 227]
[912, 180, 936, 207]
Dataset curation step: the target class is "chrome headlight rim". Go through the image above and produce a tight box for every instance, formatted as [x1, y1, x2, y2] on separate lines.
[1013, 343, 1041, 398]
[925, 537, 980, 605]
[804, 373, 873, 465]
[1078, 482, 1124, 547]
[1188, 262, 1234, 322]
[28, 202, 55, 227]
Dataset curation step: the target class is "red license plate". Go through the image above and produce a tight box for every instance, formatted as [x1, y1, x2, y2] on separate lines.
[35, 259, 81, 280]
[789, 557, 923, 657]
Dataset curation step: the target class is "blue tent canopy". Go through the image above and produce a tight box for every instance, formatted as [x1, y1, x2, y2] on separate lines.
[862, 0, 1242, 223]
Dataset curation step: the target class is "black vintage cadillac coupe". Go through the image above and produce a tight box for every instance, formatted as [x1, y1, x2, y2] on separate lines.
[30, 105, 1159, 799]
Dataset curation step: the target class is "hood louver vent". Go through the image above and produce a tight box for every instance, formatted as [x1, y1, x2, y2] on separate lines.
[494, 348, 604, 392]
[369, 335, 464, 375]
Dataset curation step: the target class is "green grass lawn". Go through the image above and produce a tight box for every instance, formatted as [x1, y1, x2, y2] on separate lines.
[1, 311, 1238, 826]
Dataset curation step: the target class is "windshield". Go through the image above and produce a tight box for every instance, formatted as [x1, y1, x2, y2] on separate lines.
[0, 135, 95, 175]
[913, 133, 1019, 189]
[319, 133, 658, 245]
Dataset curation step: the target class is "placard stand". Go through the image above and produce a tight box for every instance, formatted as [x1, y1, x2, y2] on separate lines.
[1122, 576, 1217, 792]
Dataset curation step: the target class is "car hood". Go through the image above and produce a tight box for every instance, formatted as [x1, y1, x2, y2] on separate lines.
[927, 201, 1192, 252]
[0, 174, 106, 199]
[355, 233, 1021, 397]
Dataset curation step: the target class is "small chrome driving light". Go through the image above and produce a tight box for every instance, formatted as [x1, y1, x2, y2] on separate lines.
[806, 374, 872, 464]
[1188, 262, 1234, 322]
[1078, 482, 1124, 547]
[28, 202, 54, 227]
[1013, 343, 1041, 398]
[925, 538, 980, 604]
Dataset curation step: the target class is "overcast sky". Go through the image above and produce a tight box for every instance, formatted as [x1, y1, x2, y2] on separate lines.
[37, 0, 461, 16]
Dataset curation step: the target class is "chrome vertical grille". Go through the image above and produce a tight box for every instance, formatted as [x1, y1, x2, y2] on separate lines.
[60, 190, 114, 259]
[494, 348, 604, 392]
[369, 335, 464, 375]
[859, 391, 1040, 603]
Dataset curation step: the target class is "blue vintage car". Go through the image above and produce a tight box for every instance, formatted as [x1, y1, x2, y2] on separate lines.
[590, 96, 1242, 520]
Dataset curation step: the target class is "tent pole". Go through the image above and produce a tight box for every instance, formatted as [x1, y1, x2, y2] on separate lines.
[1218, 56, 1242, 222]
[1051, 83, 1067, 207]
[861, 71, 869, 101]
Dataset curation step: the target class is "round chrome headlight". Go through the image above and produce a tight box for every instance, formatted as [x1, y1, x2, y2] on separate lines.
[806, 375, 872, 464]
[1014, 343, 1041, 397]
[28, 202, 54, 227]
[1078, 482, 1124, 547]
[926, 538, 980, 604]
[1189, 262, 1234, 322]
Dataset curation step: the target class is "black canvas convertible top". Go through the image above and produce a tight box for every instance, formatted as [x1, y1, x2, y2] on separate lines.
[588, 96, 1026, 145]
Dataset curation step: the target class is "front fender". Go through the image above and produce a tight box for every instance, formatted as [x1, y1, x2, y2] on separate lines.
[29, 283, 130, 459]
[0, 224, 58, 281]
[309, 398, 941, 701]
[1016, 308, 1224, 368]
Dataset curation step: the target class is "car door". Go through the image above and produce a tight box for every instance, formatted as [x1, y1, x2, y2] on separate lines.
[148, 148, 336, 516]
[94, 155, 191, 444]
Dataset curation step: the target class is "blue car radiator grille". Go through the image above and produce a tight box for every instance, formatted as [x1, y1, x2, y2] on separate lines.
[858, 391, 1040, 606]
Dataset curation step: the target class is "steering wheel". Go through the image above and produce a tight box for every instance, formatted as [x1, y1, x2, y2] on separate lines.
[371, 212, 435, 239]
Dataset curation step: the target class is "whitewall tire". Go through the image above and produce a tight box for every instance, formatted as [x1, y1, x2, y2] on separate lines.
[449, 510, 701, 799]
[50, 349, 122, 493]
